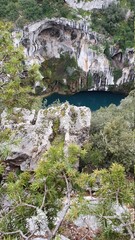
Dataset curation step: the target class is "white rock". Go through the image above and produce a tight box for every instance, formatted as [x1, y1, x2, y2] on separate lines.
[26, 208, 50, 239]
[20, 18, 115, 90]
[1, 103, 91, 171]
[65, 0, 118, 11]
[74, 214, 100, 232]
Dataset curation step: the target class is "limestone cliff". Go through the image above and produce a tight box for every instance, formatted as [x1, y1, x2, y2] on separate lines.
[1, 103, 91, 171]
[65, 0, 117, 11]
[20, 16, 134, 93]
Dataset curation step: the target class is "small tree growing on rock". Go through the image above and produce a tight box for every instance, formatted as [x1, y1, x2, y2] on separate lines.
[0, 143, 89, 239]
[93, 163, 134, 240]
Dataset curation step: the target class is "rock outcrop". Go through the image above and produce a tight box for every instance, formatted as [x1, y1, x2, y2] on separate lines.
[111, 47, 134, 85]
[1, 103, 91, 171]
[65, 0, 117, 11]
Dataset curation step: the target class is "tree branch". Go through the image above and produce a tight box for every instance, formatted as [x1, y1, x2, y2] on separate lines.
[18, 203, 37, 209]
[115, 188, 120, 205]
[102, 215, 134, 240]
[0, 229, 38, 240]
[118, 217, 134, 240]
[40, 180, 47, 210]
[0, 203, 36, 218]
[52, 172, 72, 239]
[0, 230, 27, 239]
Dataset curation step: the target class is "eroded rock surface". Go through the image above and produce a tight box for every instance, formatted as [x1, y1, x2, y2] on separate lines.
[1, 103, 91, 171]
[65, 0, 117, 11]
[22, 18, 114, 90]
[20, 17, 134, 92]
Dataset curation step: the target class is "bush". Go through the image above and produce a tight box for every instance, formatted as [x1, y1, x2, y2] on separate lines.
[0, 0, 71, 26]
[19, 0, 43, 21]
[82, 91, 135, 174]
[91, 3, 134, 50]
[113, 68, 122, 83]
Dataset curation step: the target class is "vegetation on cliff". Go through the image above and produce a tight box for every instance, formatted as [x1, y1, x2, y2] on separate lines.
[0, 0, 134, 239]
[91, 2, 134, 50]
[0, 0, 74, 27]
[0, 144, 134, 239]
[0, 88, 134, 239]
[81, 90, 135, 174]
[40, 53, 85, 93]
[90, 1, 134, 92]
[0, 21, 43, 112]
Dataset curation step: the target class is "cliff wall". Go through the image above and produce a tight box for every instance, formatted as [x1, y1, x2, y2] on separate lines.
[20, 17, 134, 93]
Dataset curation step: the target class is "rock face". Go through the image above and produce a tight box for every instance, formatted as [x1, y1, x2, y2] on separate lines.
[22, 18, 114, 91]
[21, 17, 134, 92]
[112, 48, 134, 85]
[1, 103, 91, 171]
[22, 18, 98, 65]
[65, 0, 117, 11]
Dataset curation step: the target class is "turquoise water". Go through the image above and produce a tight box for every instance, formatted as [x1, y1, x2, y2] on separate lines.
[43, 91, 126, 111]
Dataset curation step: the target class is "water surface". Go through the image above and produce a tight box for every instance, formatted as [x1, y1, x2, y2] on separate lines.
[43, 91, 126, 111]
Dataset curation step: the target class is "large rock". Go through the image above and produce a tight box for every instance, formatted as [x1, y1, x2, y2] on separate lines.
[1, 103, 91, 171]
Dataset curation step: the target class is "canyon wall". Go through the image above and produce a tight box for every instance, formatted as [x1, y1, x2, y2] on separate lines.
[20, 17, 134, 93]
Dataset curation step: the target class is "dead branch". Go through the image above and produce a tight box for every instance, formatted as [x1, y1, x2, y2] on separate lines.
[0, 230, 27, 239]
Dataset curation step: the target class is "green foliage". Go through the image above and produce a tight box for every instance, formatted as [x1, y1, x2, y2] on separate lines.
[68, 163, 134, 240]
[91, 3, 125, 34]
[92, 163, 134, 239]
[0, 0, 73, 26]
[91, 3, 134, 50]
[95, 228, 129, 240]
[26, 64, 43, 95]
[0, 144, 89, 234]
[104, 42, 111, 60]
[94, 163, 132, 204]
[0, 22, 43, 111]
[0, 128, 11, 143]
[113, 68, 122, 83]
[53, 118, 60, 135]
[82, 91, 135, 174]
[0, 22, 30, 110]
[0, 162, 5, 175]
[0, 142, 134, 239]
[120, 0, 135, 11]
[5, 2, 19, 21]
[87, 72, 94, 88]
[113, 18, 134, 50]
[42, 0, 71, 18]
[109, 80, 135, 95]
[81, 142, 104, 172]
[91, 118, 134, 172]
[0, 129, 12, 160]
[19, 0, 43, 21]
[41, 53, 83, 92]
